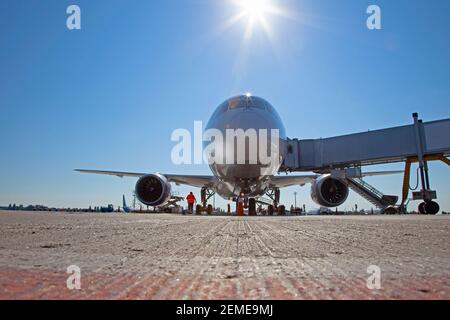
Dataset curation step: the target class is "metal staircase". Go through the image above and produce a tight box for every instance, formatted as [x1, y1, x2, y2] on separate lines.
[346, 178, 398, 209]
[255, 197, 274, 206]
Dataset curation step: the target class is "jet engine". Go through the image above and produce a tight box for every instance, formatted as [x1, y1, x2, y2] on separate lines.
[311, 174, 349, 207]
[135, 173, 171, 206]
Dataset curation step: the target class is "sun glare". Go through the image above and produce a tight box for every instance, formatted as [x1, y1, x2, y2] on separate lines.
[216, 0, 296, 90]
[239, 0, 270, 19]
[229, 0, 289, 41]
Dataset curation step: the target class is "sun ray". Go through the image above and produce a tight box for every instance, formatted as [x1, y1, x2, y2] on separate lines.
[213, 11, 247, 37]
[230, 0, 291, 42]
[244, 16, 255, 41]
[221, 0, 299, 92]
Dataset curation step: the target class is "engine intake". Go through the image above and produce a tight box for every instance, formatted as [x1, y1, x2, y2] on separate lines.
[135, 173, 171, 206]
[311, 174, 349, 207]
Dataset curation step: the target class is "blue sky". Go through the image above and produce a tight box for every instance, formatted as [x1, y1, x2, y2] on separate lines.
[0, 0, 449, 211]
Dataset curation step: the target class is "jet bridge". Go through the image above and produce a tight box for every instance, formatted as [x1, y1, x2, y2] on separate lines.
[281, 113, 450, 214]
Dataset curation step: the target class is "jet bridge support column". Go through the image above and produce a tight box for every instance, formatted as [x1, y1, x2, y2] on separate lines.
[413, 114, 430, 199]
[400, 154, 450, 213]
[408, 113, 440, 214]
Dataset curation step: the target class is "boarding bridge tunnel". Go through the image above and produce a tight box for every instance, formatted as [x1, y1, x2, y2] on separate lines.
[280, 113, 450, 214]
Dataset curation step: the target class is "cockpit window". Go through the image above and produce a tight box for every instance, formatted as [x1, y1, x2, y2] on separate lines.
[227, 96, 267, 110]
[228, 96, 242, 109]
[213, 95, 275, 117]
[247, 97, 266, 109]
[212, 101, 229, 117]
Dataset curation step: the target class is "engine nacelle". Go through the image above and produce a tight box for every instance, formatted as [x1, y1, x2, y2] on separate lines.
[135, 173, 171, 206]
[311, 174, 349, 207]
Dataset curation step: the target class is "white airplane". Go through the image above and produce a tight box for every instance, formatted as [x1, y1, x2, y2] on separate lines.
[76, 95, 406, 215]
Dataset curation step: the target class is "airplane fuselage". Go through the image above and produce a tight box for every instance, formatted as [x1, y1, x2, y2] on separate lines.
[205, 95, 286, 199]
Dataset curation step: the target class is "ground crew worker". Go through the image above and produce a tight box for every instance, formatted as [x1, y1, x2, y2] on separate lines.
[186, 192, 196, 213]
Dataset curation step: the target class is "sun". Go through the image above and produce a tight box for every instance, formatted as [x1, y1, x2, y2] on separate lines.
[238, 0, 270, 20]
[229, 0, 288, 41]
[215, 0, 296, 90]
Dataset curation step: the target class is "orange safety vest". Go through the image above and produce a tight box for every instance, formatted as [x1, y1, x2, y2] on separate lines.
[186, 194, 196, 204]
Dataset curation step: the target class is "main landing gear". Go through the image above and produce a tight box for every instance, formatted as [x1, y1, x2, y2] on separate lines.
[264, 188, 286, 215]
[194, 187, 215, 215]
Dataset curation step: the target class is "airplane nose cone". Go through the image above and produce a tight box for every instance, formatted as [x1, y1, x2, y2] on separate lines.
[205, 95, 286, 138]
[206, 108, 285, 179]
[227, 110, 275, 131]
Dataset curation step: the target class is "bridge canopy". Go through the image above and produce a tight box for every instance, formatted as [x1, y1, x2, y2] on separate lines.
[281, 117, 450, 172]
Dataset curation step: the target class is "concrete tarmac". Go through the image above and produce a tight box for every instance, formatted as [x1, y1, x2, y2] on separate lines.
[0, 211, 449, 299]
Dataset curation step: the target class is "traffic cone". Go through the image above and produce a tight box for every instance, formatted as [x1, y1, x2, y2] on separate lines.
[237, 201, 244, 216]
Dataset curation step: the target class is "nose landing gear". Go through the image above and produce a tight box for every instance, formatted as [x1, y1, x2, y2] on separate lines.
[235, 188, 288, 216]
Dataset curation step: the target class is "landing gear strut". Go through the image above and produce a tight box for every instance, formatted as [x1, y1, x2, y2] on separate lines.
[265, 188, 280, 207]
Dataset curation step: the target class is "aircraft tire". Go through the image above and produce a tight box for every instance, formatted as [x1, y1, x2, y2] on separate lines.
[425, 201, 439, 215]
[418, 202, 426, 215]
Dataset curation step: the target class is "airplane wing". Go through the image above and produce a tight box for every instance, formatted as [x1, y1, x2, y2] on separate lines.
[165, 174, 217, 188]
[74, 169, 217, 188]
[269, 170, 402, 188]
[75, 169, 146, 178]
[269, 175, 318, 188]
[75, 169, 402, 190]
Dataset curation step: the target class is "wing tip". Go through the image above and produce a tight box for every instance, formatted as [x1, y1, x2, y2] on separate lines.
[74, 169, 89, 173]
